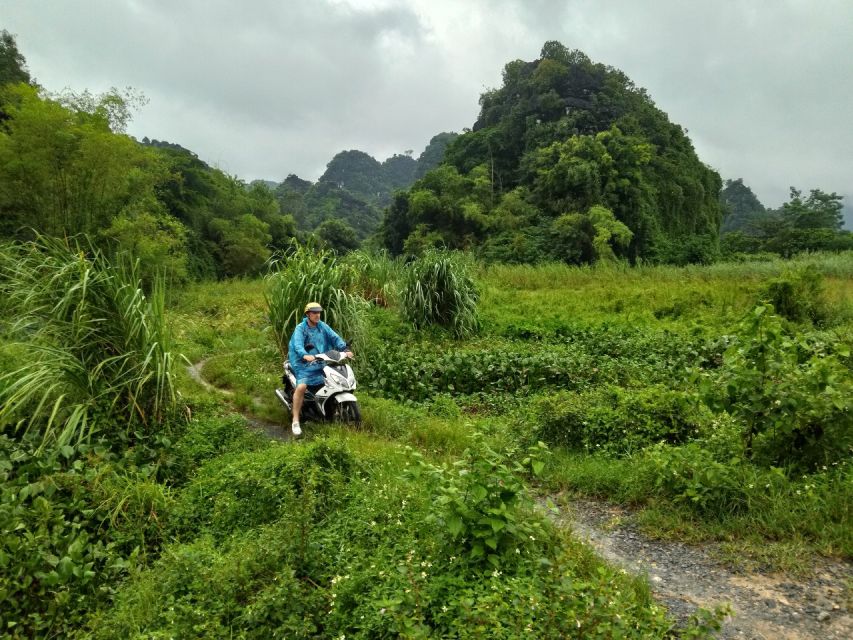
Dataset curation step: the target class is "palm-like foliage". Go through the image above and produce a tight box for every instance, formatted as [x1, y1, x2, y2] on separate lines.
[0, 236, 177, 448]
[399, 249, 480, 337]
[265, 243, 367, 358]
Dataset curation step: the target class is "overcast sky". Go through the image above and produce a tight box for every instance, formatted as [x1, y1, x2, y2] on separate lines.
[3, 0, 852, 221]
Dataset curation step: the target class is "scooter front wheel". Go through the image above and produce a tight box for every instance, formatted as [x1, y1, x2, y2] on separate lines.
[337, 400, 361, 425]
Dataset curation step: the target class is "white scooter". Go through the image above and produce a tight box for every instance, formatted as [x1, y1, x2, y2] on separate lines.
[274, 350, 361, 425]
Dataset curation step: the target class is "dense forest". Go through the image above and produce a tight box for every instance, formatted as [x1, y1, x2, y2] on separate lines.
[0, 30, 451, 281]
[719, 179, 851, 256]
[1, 33, 849, 280]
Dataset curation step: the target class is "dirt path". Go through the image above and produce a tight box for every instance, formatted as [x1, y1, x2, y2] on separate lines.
[548, 497, 852, 639]
[187, 358, 292, 442]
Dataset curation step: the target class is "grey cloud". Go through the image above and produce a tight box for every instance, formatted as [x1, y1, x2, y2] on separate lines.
[3, 0, 852, 213]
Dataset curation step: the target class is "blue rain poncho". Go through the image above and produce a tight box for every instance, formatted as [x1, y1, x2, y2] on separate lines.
[288, 318, 348, 386]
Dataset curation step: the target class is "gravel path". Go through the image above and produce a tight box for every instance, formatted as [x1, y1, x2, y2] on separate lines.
[547, 497, 852, 639]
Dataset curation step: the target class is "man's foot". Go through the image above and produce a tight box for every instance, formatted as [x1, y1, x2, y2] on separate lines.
[291, 422, 302, 436]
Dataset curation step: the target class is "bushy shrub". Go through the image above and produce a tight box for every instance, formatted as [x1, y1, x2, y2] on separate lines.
[0, 434, 167, 638]
[399, 249, 480, 337]
[762, 264, 828, 324]
[532, 385, 714, 455]
[406, 438, 552, 569]
[704, 304, 852, 470]
[169, 440, 357, 539]
[265, 242, 368, 357]
[637, 443, 853, 543]
[94, 437, 675, 639]
[360, 340, 600, 403]
[170, 412, 270, 485]
[638, 443, 765, 516]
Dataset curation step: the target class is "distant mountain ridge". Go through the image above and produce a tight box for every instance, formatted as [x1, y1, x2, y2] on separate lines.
[271, 132, 458, 241]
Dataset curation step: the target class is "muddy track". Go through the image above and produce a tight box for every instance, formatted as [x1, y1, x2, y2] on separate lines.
[546, 497, 852, 639]
[186, 357, 291, 442]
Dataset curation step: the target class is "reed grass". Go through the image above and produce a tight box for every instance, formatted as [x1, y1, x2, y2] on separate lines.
[343, 249, 401, 307]
[399, 249, 480, 337]
[264, 243, 368, 357]
[0, 236, 178, 448]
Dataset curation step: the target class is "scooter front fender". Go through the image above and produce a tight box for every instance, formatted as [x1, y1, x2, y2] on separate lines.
[332, 392, 357, 404]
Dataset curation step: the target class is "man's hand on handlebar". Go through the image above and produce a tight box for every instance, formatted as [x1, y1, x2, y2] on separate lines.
[303, 354, 315, 362]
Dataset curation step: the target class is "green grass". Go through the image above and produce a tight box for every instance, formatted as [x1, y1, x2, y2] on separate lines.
[8, 249, 849, 636]
[479, 252, 853, 335]
[165, 253, 853, 577]
[540, 449, 852, 572]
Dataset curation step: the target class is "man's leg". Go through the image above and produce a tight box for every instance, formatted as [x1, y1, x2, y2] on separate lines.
[292, 383, 307, 435]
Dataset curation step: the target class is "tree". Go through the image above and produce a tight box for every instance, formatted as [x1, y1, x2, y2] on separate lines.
[315, 218, 359, 254]
[389, 42, 723, 263]
[101, 202, 189, 288]
[588, 204, 633, 261]
[0, 84, 164, 239]
[320, 149, 384, 200]
[781, 187, 843, 230]
[721, 187, 850, 257]
[414, 132, 459, 178]
[209, 214, 271, 277]
[0, 30, 31, 87]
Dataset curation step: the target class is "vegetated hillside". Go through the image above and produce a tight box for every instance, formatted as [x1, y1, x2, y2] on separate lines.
[274, 132, 458, 241]
[382, 40, 724, 264]
[720, 178, 767, 234]
[0, 48, 299, 283]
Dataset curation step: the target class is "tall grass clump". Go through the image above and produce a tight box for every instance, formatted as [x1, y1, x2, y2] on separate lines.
[0, 236, 178, 448]
[343, 248, 401, 307]
[265, 243, 367, 357]
[399, 249, 480, 337]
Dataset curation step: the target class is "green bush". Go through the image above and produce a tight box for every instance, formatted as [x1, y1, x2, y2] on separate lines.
[399, 249, 480, 337]
[169, 440, 357, 539]
[0, 433, 167, 638]
[406, 437, 552, 569]
[90, 531, 326, 639]
[705, 304, 852, 470]
[532, 385, 714, 455]
[360, 340, 600, 403]
[93, 437, 676, 639]
[762, 264, 828, 324]
[0, 236, 179, 449]
[637, 443, 853, 545]
[170, 412, 270, 485]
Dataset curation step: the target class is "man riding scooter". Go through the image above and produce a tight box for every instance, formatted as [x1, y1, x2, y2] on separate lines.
[287, 302, 353, 436]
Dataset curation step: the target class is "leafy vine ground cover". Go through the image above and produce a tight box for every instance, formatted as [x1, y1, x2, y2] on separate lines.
[2, 251, 851, 638]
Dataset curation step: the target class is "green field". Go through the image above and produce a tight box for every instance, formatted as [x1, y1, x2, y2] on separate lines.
[2, 247, 851, 638]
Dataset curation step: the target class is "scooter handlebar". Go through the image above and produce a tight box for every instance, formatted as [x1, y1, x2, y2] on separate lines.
[313, 350, 352, 363]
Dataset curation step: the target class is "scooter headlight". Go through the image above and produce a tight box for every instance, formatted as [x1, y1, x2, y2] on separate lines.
[327, 368, 348, 386]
